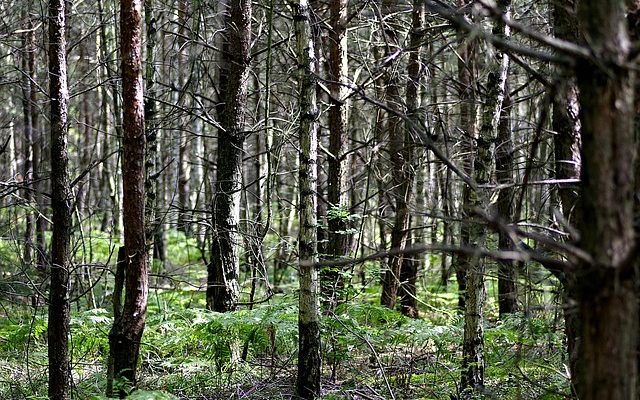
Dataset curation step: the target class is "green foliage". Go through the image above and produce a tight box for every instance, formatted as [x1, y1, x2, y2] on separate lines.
[0, 233, 570, 400]
[165, 230, 202, 266]
[74, 230, 121, 264]
[125, 390, 178, 400]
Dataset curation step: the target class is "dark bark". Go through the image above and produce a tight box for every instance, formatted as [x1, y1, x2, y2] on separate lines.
[380, 0, 414, 310]
[496, 92, 518, 316]
[295, 1, 321, 398]
[397, 0, 425, 318]
[399, 231, 418, 318]
[97, 0, 124, 235]
[552, 0, 581, 223]
[207, 0, 252, 312]
[458, 0, 487, 391]
[574, 1, 637, 399]
[108, 0, 149, 395]
[144, 0, 159, 257]
[21, 15, 34, 265]
[176, 0, 191, 234]
[324, 0, 350, 310]
[297, 320, 321, 398]
[489, 0, 517, 316]
[454, 14, 478, 313]
[551, 0, 581, 384]
[48, 0, 72, 397]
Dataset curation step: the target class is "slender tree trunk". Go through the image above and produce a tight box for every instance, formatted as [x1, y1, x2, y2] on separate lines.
[483, 0, 518, 317]
[30, 22, 45, 267]
[496, 91, 518, 316]
[176, 0, 191, 234]
[206, 0, 252, 312]
[21, 14, 34, 265]
[551, 0, 581, 385]
[294, 1, 321, 397]
[47, 0, 72, 397]
[324, 0, 350, 309]
[398, 0, 425, 318]
[574, 1, 638, 399]
[108, 0, 149, 395]
[379, 0, 413, 310]
[399, 229, 418, 317]
[454, 15, 477, 313]
[144, 0, 159, 258]
[98, 0, 124, 235]
[456, 5, 484, 393]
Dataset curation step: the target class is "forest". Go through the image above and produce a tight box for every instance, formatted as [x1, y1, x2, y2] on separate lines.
[0, 0, 636, 399]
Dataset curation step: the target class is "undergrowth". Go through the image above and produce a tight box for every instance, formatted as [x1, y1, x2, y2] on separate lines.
[0, 231, 570, 399]
[0, 289, 570, 399]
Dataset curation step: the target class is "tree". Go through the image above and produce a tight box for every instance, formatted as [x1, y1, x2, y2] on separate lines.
[573, 0, 637, 398]
[47, 0, 72, 397]
[324, 0, 350, 309]
[487, 0, 517, 317]
[453, 4, 484, 393]
[108, 0, 149, 394]
[398, 0, 426, 318]
[144, 0, 159, 256]
[379, 0, 413, 310]
[551, 0, 581, 383]
[20, 10, 34, 265]
[207, 0, 252, 312]
[295, 1, 321, 397]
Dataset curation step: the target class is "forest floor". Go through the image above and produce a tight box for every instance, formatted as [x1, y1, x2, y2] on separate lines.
[0, 231, 571, 399]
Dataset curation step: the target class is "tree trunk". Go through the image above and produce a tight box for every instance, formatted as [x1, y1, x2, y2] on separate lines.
[399, 229, 418, 318]
[496, 91, 518, 316]
[98, 0, 124, 235]
[47, 0, 72, 397]
[294, 1, 322, 398]
[454, 9, 478, 314]
[108, 0, 149, 395]
[398, 0, 425, 318]
[550, 0, 581, 385]
[20, 15, 34, 265]
[574, 1, 638, 399]
[457, 4, 486, 393]
[206, 0, 252, 312]
[379, 0, 413, 310]
[485, 0, 518, 317]
[176, 0, 191, 234]
[144, 0, 159, 259]
[323, 0, 351, 309]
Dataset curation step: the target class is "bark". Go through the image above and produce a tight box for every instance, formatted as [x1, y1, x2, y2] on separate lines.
[176, 0, 191, 234]
[550, 0, 581, 384]
[48, 0, 72, 397]
[295, 1, 321, 398]
[485, 0, 518, 317]
[324, 0, 350, 309]
[97, 0, 124, 235]
[496, 92, 518, 315]
[379, 0, 414, 310]
[458, 4, 487, 393]
[574, 1, 638, 399]
[31, 31, 45, 267]
[108, 0, 149, 395]
[144, 0, 159, 257]
[397, 0, 425, 318]
[207, 0, 252, 312]
[552, 0, 581, 223]
[399, 230, 418, 318]
[21, 15, 34, 265]
[454, 14, 478, 313]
